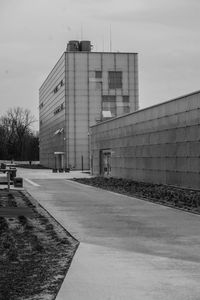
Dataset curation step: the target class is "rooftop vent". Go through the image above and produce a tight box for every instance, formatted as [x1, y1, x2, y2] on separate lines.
[67, 40, 79, 52]
[79, 40, 92, 52]
[67, 40, 92, 52]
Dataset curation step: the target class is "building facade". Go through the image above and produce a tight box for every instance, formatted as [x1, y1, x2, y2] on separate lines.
[39, 41, 139, 170]
[91, 91, 200, 189]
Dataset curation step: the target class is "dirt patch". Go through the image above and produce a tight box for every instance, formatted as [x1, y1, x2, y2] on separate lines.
[72, 177, 200, 214]
[0, 189, 79, 300]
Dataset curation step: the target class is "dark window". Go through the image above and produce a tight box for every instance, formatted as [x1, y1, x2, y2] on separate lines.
[54, 102, 64, 115]
[102, 96, 116, 102]
[53, 86, 58, 94]
[39, 102, 44, 109]
[123, 96, 129, 102]
[95, 71, 102, 78]
[53, 79, 64, 94]
[108, 71, 122, 89]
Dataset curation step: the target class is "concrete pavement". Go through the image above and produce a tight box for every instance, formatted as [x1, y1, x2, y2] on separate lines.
[17, 168, 200, 300]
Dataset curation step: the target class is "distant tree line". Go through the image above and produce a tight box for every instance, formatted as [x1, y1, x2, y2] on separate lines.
[0, 107, 39, 161]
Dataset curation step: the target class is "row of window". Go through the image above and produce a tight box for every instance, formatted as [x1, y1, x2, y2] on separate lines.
[52, 72, 122, 94]
[41, 93, 128, 121]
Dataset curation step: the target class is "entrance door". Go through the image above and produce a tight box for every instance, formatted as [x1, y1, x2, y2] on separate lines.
[100, 149, 112, 176]
[54, 152, 64, 170]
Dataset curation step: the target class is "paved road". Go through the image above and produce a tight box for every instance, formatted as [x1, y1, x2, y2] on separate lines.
[18, 168, 200, 300]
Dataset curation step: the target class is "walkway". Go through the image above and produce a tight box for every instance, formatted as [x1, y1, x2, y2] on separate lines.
[18, 168, 200, 300]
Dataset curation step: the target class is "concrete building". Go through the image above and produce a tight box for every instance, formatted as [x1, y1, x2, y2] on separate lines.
[91, 90, 200, 189]
[39, 40, 139, 170]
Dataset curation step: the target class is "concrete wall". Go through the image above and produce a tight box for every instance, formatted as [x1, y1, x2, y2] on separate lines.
[91, 91, 200, 189]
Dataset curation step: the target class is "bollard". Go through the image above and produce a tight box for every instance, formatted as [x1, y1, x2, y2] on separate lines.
[10, 169, 17, 181]
[14, 177, 23, 188]
[7, 172, 10, 192]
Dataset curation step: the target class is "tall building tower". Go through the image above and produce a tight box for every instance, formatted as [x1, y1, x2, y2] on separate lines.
[39, 40, 139, 170]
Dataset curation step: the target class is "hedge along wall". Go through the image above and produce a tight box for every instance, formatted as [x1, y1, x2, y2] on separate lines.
[90, 91, 200, 189]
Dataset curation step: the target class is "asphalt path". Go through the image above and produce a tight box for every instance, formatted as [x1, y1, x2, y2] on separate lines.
[18, 168, 200, 300]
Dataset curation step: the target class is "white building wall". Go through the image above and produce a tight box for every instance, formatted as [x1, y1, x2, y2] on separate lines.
[39, 48, 138, 170]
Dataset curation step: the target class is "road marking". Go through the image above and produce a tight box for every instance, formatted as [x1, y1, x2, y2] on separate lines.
[24, 178, 40, 187]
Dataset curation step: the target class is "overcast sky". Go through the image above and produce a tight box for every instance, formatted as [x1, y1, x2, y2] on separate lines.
[1, 0, 200, 130]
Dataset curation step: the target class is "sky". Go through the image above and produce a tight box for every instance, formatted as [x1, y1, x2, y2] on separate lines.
[1, 0, 200, 130]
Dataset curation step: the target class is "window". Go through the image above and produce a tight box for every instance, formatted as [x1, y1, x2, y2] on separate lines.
[54, 128, 64, 135]
[108, 71, 122, 89]
[53, 79, 64, 94]
[95, 71, 102, 90]
[123, 105, 130, 114]
[39, 102, 44, 109]
[95, 71, 102, 78]
[53, 86, 58, 94]
[122, 96, 130, 113]
[123, 96, 129, 102]
[102, 96, 116, 117]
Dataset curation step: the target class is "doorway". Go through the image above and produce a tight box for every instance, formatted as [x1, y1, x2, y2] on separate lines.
[54, 152, 64, 170]
[100, 149, 112, 176]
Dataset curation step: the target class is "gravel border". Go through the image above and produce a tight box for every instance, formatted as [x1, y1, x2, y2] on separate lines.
[0, 189, 79, 300]
[71, 177, 200, 215]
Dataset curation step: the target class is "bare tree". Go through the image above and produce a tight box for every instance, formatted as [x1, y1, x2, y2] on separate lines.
[0, 107, 38, 160]
[0, 124, 8, 158]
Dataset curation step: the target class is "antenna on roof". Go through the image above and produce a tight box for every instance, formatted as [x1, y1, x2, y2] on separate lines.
[109, 24, 112, 52]
[102, 36, 105, 52]
[81, 24, 83, 40]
